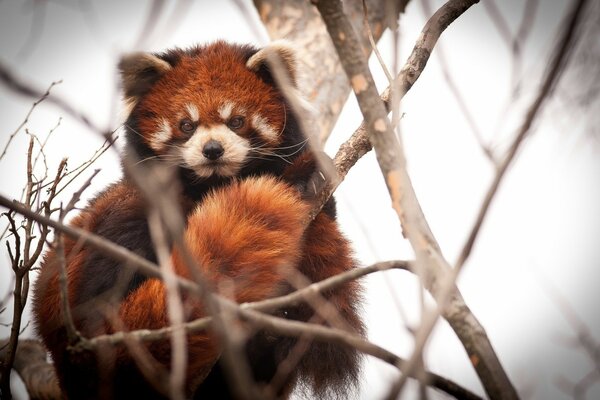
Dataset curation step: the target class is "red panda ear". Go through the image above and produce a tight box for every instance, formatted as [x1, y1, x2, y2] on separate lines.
[118, 52, 172, 105]
[246, 40, 299, 88]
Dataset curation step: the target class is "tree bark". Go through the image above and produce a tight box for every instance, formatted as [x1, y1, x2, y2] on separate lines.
[0, 339, 61, 400]
[253, 0, 409, 144]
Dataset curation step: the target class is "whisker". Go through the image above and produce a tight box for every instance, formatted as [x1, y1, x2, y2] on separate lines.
[253, 137, 310, 152]
[133, 155, 161, 166]
[247, 150, 293, 165]
[251, 141, 307, 159]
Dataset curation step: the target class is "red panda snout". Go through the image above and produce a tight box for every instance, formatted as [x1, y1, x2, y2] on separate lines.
[202, 139, 224, 160]
[181, 124, 251, 178]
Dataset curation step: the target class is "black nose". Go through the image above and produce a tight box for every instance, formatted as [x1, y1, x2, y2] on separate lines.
[202, 140, 224, 160]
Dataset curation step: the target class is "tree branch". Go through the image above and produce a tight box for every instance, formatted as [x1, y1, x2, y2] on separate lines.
[454, 0, 590, 272]
[253, 0, 408, 144]
[309, 0, 484, 219]
[1, 169, 481, 400]
[0, 339, 62, 400]
[311, 0, 520, 399]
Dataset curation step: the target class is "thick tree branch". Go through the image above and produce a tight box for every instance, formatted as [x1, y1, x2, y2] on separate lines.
[0, 193, 473, 399]
[312, 0, 521, 399]
[309, 0, 484, 218]
[0, 339, 61, 400]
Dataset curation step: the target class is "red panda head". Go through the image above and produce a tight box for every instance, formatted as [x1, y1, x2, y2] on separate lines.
[119, 41, 304, 180]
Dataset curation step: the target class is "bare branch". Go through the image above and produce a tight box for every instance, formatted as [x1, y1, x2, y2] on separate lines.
[0, 339, 61, 400]
[77, 260, 411, 351]
[235, 306, 483, 400]
[0, 194, 185, 291]
[454, 0, 590, 272]
[311, 0, 520, 398]
[308, 0, 483, 219]
[62, 169, 100, 216]
[0, 81, 60, 161]
[148, 209, 187, 400]
[54, 230, 79, 344]
[0, 61, 111, 140]
[253, 0, 401, 144]
[422, 0, 495, 162]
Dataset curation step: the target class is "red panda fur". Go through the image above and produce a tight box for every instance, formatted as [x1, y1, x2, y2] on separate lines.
[32, 41, 364, 399]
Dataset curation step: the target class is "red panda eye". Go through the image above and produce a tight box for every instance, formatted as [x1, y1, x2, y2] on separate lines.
[227, 116, 244, 130]
[179, 119, 196, 134]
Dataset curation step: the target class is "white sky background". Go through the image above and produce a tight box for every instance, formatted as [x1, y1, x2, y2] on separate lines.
[0, 1, 599, 399]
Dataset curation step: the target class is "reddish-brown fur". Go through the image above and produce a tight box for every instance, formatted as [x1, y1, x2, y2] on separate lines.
[32, 41, 363, 399]
[33, 177, 310, 395]
[138, 43, 286, 147]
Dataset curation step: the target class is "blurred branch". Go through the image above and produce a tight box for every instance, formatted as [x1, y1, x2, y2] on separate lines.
[482, 0, 512, 50]
[309, 0, 481, 219]
[511, 0, 539, 92]
[147, 210, 187, 400]
[0, 80, 60, 161]
[535, 266, 600, 398]
[422, 0, 495, 163]
[235, 305, 483, 400]
[311, 0, 521, 399]
[454, 0, 590, 272]
[0, 339, 61, 400]
[0, 61, 113, 141]
[56, 169, 101, 345]
[16, 0, 47, 60]
[0, 185, 477, 399]
[361, 0, 394, 84]
[0, 138, 66, 397]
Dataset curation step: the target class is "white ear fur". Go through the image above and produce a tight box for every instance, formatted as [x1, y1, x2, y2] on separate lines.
[118, 52, 172, 105]
[246, 40, 299, 86]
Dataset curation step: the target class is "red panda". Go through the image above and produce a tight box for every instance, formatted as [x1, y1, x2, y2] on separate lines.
[32, 41, 364, 399]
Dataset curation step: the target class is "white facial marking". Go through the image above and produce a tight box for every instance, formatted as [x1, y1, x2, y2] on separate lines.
[181, 124, 250, 178]
[251, 115, 278, 141]
[218, 102, 234, 120]
[150, 118, 172, 151]
[185, 103, 200, 121]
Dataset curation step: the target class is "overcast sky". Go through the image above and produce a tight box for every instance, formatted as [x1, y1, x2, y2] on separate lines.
[1, 1, 599, 399]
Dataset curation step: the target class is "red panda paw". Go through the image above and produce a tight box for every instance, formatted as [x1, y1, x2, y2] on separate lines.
[177, 176, 310, 303]
[281, 150, 334, 204]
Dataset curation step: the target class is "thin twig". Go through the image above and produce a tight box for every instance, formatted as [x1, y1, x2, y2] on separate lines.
[454, 0, 589, 272]
[1, 181, 476, 399]
[0, 80, 60, 161]
[148, 210, 187, 400]
[235, 305, 483, 400]
[362, 0, 394, 84]
[311, 1, 520, 399]
[55, 229, 79, 344]
[76, 260, 411, 350]
[422, 0, 495, 162]
[0, 61, 111, 140]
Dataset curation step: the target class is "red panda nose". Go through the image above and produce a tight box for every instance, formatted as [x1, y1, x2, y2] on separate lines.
[202, 140, 224, 160]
